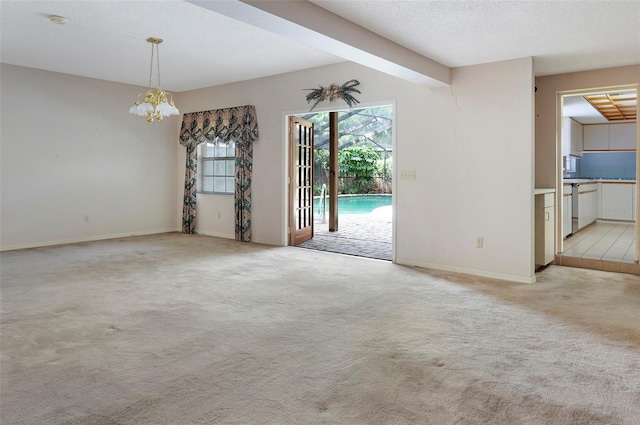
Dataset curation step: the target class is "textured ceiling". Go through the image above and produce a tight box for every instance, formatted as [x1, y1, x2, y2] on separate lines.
[0, 0, 344, 92]
[1, 0, 639, 93]
[310, 0, 640, 76]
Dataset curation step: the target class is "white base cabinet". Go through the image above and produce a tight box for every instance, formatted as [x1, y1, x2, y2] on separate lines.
[600, 183, 634, 221]
[578, 183, 598, 229]
[535, 193, 555, 266]
[562, 185, 572, 238]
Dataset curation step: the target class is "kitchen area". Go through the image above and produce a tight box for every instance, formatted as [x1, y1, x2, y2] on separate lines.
[536, 89, 638, 274]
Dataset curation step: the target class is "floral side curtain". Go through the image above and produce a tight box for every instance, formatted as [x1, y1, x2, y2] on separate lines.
[179, 105, 258, 241]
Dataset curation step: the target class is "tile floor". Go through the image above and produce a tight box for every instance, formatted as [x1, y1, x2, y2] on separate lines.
[556, 221, 640, 275]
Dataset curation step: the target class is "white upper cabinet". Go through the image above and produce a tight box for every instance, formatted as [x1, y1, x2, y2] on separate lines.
[571, 119, 583, 158]
[609, 122, 637, 150]
[561, 119, 570, 157]
[583, 124, 610, 150]
[583, 122, 636, 151]
[562, 117, 583, 158]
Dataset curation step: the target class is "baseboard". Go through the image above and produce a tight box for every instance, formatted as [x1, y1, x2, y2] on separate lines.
[395, 259, 537, 284]
[196, 231, 235, 240]
[596, 219, 635, 224]
[0, 228, 180, 252]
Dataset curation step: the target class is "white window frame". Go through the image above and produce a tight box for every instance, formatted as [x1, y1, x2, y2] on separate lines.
[197, 140, 235, 195]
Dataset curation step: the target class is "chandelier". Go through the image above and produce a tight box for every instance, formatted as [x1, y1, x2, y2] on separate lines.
[129, 37, 179, 123]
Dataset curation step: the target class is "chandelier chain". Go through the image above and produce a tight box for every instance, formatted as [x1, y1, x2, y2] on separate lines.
[148, 42, 154, 89]
[156, 43, 161, 88]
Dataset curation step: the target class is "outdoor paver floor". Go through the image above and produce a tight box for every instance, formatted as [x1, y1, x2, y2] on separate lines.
[298, 208, 392, 261]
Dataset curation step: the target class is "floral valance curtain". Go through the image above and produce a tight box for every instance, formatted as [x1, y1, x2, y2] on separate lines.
[179, 105, 258, 241]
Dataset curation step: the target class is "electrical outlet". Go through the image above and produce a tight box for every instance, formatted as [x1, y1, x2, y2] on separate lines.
[218, 212, 221, 219]
[84, 215, 89, 223]
[476, 236, 483, 248]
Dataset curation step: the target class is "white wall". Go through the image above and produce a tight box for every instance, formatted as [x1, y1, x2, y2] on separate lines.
[177, 58, 535, 283]
[400, 59, 535, 282]
[0, 64, 179, 250]
[195, 194, 236, 239]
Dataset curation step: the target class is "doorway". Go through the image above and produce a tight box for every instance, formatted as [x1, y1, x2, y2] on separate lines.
[556, 86, 639, 274]
[286, 105, 394, 261]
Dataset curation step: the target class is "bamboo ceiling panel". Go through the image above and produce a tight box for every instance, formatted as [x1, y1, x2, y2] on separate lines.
[584, 93, 637, 121]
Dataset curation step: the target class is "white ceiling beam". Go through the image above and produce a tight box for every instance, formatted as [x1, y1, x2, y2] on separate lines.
[186, 0, 451, 87]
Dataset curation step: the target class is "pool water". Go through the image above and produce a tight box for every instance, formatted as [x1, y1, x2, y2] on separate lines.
[313, 195, 392, 215]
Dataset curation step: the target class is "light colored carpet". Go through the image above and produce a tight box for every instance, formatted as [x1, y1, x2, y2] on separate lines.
[1, 233, 639, 424]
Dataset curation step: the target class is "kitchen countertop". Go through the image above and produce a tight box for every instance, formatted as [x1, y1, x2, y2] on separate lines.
[534, 188, 555, 195]
[563, 179, 637, 184]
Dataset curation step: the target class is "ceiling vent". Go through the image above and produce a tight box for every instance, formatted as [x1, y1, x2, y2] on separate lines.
[584, 92, 637, 121]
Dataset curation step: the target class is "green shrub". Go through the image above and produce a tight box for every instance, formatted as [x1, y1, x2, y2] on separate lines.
[338, 145, 380, 193]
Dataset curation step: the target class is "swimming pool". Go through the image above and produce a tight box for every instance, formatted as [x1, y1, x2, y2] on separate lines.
[313, 195, 392, 215]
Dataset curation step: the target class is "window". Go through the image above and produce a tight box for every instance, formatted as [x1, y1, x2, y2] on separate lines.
[198, 140, 235, 194]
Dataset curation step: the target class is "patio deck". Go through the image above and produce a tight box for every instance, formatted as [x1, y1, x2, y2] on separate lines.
[297, 206, 392, 261]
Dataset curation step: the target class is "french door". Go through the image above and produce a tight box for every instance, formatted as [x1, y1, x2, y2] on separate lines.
[288, 116, 314, 245]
